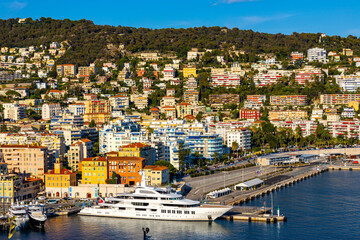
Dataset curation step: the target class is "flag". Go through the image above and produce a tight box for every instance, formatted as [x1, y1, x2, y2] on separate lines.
[98, 197, 104, 204]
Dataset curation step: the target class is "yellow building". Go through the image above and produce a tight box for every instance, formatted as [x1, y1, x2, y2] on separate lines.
[111, 143, 156, 165]
[269, 110, 308, 121]
[144, 165, 169, 186]
[183, 66, 197, 78]
[349, 101, 359, 111]
[44, 159, 77, 197]
[176, 102, 193, 119]
[81, 156, 108, 184]
[84, 100, 111, 124]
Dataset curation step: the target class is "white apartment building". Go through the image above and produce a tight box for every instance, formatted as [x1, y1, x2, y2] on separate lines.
[160, 96, 176, 107]
[271, 120, 317, 137]
[307, 47, 327, 62]
[163, 66, 176, 80]
[311, 109, 323, 121]
[225, 129, 251, 150]
[341, 108, 356, 118]
[3, 103, 25, 121]
[335, 75, 360, 92]
[328, 120, 360, 139]
[42, 103, 61, 120]
[68, 103, 86, 115]
[254, 73, 282, 87]
[211, 74, 241, 88]
[110, 95, 130, 110]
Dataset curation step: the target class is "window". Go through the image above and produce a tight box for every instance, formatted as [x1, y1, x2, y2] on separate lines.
[191, 211, 195, 214]
[177, 210, 182, 214]
[184, 211, 189, 214]
[167, 210, 171, 213]
[161, 210, 166, 213]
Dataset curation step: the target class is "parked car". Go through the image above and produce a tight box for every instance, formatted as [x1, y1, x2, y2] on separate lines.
[46, 199, 60, 204]
[63, 197, 72, 200]
[38, 196, 46, 200]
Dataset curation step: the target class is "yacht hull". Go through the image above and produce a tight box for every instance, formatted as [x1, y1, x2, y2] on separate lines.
[78, 206, 231, 221]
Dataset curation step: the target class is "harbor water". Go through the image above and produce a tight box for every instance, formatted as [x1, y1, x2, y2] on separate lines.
[2, 170, 360, 240]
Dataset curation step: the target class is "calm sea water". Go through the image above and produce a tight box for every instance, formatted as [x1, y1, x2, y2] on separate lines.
[3, 170, 360, 240]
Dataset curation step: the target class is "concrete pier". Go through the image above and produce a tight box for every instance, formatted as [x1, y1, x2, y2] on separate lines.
[228, 168, 328, 206]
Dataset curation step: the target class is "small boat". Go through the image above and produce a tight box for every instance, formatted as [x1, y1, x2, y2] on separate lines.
[8, 204, 29, 230]
[27, 205, 47, 229]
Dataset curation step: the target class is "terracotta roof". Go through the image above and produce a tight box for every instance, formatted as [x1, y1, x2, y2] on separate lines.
[120, 143, 149, 149]
[178, 102, 191, 106]
[80, 138, 91, 143]
[0, 144, 46, 149]
[108, 156, 145, 162]
[184, 115, 195, 120]
[45, 168, 76, 175]
[150, 107, 159, 111]
[82, 156, 108, 162]
[70, 142, 82, 147]
[144, 165, 168, 171]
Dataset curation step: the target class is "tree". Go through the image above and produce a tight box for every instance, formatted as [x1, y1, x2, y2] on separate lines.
[154, 160, 177, 176]
[89, 120, 96, 127]
[106, 172, 118, 184]
[196, 112, 203, 122]
[0, 124, 7, 132]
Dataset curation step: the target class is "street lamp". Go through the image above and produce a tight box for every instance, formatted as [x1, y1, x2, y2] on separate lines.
[222, 171, 228, 189]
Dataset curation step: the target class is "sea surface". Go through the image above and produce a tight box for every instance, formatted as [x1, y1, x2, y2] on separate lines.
[3, 170, 360, 240]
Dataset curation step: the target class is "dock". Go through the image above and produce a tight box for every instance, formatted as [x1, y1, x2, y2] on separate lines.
[55, 207, 81, 216]
[220, 206, 287, 222]
[330, 165, 360, 171]
[228, 167, 328, 205]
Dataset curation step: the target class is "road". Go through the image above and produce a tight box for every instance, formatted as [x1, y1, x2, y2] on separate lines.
[184, 165, 277, 200]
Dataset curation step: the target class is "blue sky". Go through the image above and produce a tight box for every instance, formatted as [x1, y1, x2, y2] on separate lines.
[1, 0, 360, 36]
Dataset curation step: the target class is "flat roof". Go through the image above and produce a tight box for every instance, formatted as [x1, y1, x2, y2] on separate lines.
[235, 178, 264, 188]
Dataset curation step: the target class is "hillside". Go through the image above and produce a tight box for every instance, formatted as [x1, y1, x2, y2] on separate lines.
[0, 17, 359, 65]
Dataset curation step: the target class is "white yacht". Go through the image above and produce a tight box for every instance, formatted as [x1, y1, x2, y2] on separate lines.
[27, 205, 47, 229]
[8, 204, 29, 230]
[79, 172, 232, 221]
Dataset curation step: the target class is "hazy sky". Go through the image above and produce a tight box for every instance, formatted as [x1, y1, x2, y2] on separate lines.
[1, 0, 360, 36]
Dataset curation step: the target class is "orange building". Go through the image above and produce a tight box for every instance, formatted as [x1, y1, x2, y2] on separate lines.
[107, 156, 145, 186]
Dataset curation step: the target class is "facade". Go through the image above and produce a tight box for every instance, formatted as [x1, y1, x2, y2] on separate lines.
[176, 102, 193, 119]
[185, 134, 223, 160]
[244, 95, 266, 109]
[209, 94, 240, 108]
[45, 159, 77, 198]
[295, 71, 323, 85]
[118, 143, 156, 165]
[183, 66, 197, 78]
[56, 64, 77, 76]
[270, 95, 307, 106]
[107, 156, 145, 186]
[239, 109, 261, 120]
[320, 94, 360, 105]
[269, 110, 308, 121]
[328, 120, 360, 139]
[291, 52, 304, 60]
[271, 120, 317, 137]
[81, 157, 109, 185]
[131, 94, 149, 109]
[42, 103, 61, 120]
[341, 108, 356, 118]
[68, 103, 86, 115]
[225, 128, 251, 150]
[0, 145, 48, 179]
[3, 103, 25, 121]
[254, 73, 282, 87]
[335, 75, 360, 92]
[144, 165, 169, 186]
[84, 99, 111, 124]
[110, 94, 129, 110]
[211, 74, 241, 88]
[78, 64, 97, 77]
[307, 47, 327, 62]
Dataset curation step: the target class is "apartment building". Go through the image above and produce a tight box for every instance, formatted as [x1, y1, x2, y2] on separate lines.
[0, 145, 49, 179]
[176, 102, 193, 119]
[3, 103, 25, 121]
[118, 143, 156, 165]
[109, 94, 129, 110]
[320, 94, 360, 105]
[81, 156, 108, 184]
[239, 109, 262, 120]
[183, 66, 197, 78]
[211, 74, 241, 88]
[254, 73, 282, 87]
[270, 95, 307, 106]
[307, 47, 327, 62]
[144, 165, 169, 186]
[295, 71, 323, 85]
[209, 94, 240, 108]
[244, 95, 266, 109]
[225, 128, 251, 150]
[160, 96, 176, 107]
[67, 139, 93, 171]
[183, 90, 199, 105]
[68, 103, 86, 115]
[335, 75, 360, 92]
[45, 159, 77, 198]
[42, 103, 61, 120]
[185, 134, 223, 160]
[131, 94, 149, 109]
[107, 156, 146, 186]
[84, 99, 111, 124]
[78, 63, 97, 77]
[291, 52, 304, 60]
[271, 120, 317, 137]
[269, 110, 308, 121]
[56, 64, 77, 76]
[328, 120, 360, 139]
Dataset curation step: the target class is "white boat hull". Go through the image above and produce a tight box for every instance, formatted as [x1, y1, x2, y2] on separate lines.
[79, 206, 231, 221]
